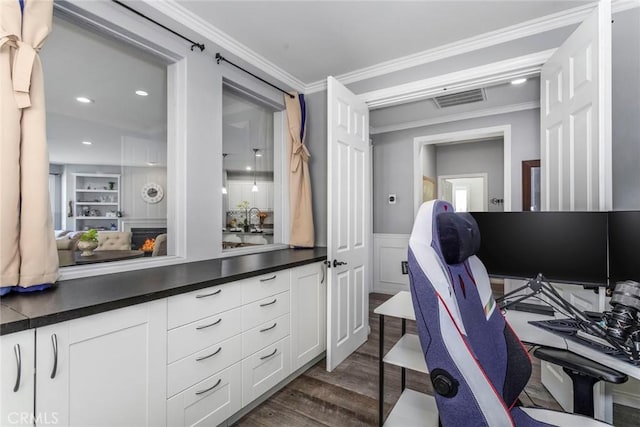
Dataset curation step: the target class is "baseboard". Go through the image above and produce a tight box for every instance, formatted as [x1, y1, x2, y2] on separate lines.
[613, 389, 640, 408]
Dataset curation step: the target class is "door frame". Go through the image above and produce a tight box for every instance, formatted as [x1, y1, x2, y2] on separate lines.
[437, 173, 489, 212]
[411, 126, 512, 215]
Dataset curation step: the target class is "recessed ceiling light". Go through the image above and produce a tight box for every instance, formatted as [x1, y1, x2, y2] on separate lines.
[511, 78, 527, 85]
[255, 153, 263, 157]
[135, 90, 149, 97]
[82, 141, 92, 145]
[246, 166, 252, 171]
[76, 96, 94, 103]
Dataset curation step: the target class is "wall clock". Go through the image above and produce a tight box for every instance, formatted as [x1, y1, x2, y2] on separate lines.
[141, 183, 164, 204]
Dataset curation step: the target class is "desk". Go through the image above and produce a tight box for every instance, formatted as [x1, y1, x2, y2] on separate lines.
[374, 291, 437, 427]
[74, 250, 144, 265]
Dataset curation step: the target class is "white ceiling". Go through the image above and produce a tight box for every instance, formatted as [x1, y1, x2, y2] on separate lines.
[43, 0, 603, 167]
[177, 0, 594, 84]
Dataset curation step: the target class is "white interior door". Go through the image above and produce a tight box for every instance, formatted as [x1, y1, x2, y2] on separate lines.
[326, 76, 370, 371]
[541, 0, 612, 212]
[539, 1, 612, 421]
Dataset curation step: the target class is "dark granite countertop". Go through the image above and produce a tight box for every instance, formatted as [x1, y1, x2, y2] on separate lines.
[0, 247, 326, 334]
[0, 305, 30, 336]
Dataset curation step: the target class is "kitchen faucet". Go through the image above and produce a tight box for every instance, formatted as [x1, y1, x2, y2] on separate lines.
[248, 207, 262, 230]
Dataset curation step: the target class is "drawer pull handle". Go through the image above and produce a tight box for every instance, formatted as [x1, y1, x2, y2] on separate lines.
[260, 298, 277, 307]
[260, 323, 277, 333]
[196, 289, 222, 299]
[196, 318, 222, 330]
[260, 348, 278, 360]
[51, 334, 58, 379]
[195, 378, 222, 395]
[196, 346, 222, 362]
[260, 275, 277, 282]
[13, 344, 21, 392]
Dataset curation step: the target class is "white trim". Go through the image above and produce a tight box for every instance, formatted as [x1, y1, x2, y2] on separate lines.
[143, 0, 305, 93]
[361, 50, 554, 109]
[306, 3, 597, 93]
[613, 387, 640, 408]
[371, 101, 540, 135]
[59, 255, 187, 280]
[413, 125, 512, 217]
[437, 173, 489, 212]
[273, 111, 289, 245]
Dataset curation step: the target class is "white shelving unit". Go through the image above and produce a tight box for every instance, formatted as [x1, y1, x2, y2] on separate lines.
[374, 291, 438, 426]
[73, 173, 121, 231]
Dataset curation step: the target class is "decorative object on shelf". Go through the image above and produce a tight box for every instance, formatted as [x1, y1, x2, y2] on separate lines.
[77, 229, 99, 256]
[141, 182, 164, 204]
[108, 181, 115, 190]
[237, 200, 250, 232]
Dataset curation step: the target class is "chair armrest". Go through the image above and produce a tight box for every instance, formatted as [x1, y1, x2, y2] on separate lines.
[533, 346, 627, 384]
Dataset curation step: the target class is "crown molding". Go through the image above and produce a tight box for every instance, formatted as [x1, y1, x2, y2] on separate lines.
[361, 49, 554, 109]
[144, 0, 306, 93]
[371, 101, 540, 135]
[613, 0, 640, 14]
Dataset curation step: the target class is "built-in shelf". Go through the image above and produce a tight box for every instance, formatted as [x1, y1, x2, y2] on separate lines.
[383, 334, 428, 374]
[73, 173, 121, 231]
[383, 389, 438, 427]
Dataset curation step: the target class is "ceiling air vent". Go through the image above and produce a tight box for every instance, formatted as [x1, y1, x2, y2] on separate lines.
[433, 88, 486, 108]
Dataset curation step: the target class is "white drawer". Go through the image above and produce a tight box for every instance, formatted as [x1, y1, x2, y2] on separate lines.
[168, 334, 241, 398]
[241, 336, 291, 407]
[241, 270, 290, 304]
[242, 313, 290, 359]
[241, 291, 290, 331]
[167, 362, 241, 427]
[168, 282, 242, 329]
[168, 307, 242, 364]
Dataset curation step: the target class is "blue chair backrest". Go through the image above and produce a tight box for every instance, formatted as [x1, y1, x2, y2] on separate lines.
[408, 200, 549, 426]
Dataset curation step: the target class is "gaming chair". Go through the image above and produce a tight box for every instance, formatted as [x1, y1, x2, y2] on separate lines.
[407, 200, 610, 426]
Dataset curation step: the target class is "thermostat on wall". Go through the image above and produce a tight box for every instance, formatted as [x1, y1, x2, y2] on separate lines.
[388, 194, 396, 204]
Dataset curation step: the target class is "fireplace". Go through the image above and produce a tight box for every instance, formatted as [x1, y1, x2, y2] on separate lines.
[131, 227, 167, 251]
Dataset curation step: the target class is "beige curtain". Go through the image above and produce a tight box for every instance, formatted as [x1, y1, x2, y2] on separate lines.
[1, 0, 58, 288]
[285, 92, 314, 247]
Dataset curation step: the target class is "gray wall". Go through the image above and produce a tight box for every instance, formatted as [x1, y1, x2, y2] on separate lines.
[305, 91, 328, 246]
[372, 109, 540, 234]
[612, 8, 640, 210]
[435, 138, 504, 212]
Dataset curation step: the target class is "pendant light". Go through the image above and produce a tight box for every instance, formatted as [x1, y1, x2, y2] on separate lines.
[222, 153, 228, 194]
[251, 148, 259, 192]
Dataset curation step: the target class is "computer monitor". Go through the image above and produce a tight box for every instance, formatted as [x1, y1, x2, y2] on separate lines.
[470, 211, 608, 286]
[608, 211, 640, 283]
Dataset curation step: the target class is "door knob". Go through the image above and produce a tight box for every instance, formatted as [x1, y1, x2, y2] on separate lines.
[333, 260, 347, 268]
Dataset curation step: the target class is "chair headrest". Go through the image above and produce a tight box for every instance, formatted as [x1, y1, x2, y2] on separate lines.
[436, 212, 481, 265]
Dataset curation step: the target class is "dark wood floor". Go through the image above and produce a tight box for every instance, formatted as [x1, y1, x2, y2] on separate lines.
[234, 293, 640, 426]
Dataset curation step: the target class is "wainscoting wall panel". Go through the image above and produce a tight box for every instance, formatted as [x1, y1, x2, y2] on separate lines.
[373, 234, 410, 294]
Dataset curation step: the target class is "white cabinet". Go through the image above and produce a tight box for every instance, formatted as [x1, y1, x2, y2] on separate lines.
[35, 300, 167, 427]
[290, 262, 327, 371]
[73, 173, 121, 231]
[227, 180, 274, 211]
[1, 330, 35, 427]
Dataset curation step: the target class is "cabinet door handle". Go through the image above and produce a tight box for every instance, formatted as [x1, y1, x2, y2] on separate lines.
[260, 275, 277, 282]
[196, 318, 222, 330]
[260, 348, 278, 360]
[259, 298, 277, 307]
[320, 265, 325, 284]
[196, 289, 222, 299]
[51, 334, 58, 379]
[196, 346, 222, 362]
[13, 344, 21, 392]
[260, 323, 277, 333]
[195, 378, 222, 395]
